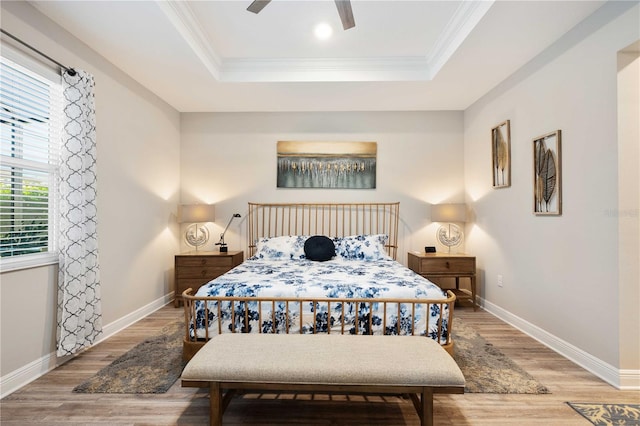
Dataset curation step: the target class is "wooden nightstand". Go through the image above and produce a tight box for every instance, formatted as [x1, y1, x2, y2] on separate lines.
[174, 251, 243, 307]
[408, 251, 477, 311]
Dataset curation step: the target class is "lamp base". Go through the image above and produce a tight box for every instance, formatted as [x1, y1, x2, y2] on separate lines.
[219, 245, 228, 252]
[185, 223, 209, 249]
[437, 223, 463, 253]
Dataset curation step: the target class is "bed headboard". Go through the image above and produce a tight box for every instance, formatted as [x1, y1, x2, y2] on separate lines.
[247, 202, 400, 260]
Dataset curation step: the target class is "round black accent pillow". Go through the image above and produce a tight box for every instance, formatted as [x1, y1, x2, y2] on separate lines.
[304, 235, 336, 262]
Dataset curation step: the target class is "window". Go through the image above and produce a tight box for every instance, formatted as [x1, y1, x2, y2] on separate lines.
[0, 55, 62, 270]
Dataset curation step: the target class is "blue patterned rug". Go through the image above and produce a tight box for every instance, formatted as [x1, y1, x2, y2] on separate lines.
[567, 402, 640, 425]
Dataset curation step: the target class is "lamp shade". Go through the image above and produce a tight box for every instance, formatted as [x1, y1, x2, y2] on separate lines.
[178, 204, 215, 223]
[431, 203, 467, 223]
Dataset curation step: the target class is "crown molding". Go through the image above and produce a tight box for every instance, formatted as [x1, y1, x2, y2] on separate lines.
[156, 0, 222, 80]
[158, 0, 492, 83]
[220, 56, 431, 82]
[426, 0, 495, 79]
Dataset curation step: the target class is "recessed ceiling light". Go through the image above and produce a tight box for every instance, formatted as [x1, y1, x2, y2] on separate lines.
[314, 23, 333, 40]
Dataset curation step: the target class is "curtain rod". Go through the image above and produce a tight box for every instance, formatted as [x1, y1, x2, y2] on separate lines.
[0, 28, 76, 76]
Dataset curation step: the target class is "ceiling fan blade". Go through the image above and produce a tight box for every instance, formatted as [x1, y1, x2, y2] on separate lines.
[334, 0, 355, 30]
[247, 0, 271, 14]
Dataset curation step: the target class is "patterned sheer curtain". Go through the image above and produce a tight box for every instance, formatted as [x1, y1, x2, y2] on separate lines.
[56, 69, 102, 357]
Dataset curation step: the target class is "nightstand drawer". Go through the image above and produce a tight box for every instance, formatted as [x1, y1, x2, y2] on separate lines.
[175, 256, 236, 268]
[176, 266, 230, 279]
[418, 257, 475, 274]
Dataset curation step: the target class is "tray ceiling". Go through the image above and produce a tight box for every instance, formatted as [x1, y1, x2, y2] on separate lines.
[29, 0, 606, 112]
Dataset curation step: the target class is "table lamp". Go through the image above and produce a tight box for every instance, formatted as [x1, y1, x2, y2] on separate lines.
[431, 203, 467, 253]
[178, 204, 215, 251]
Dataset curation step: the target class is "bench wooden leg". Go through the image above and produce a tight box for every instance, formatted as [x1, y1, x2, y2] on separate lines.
[210, 382, 222, 426]
[421, 387, 434, 426]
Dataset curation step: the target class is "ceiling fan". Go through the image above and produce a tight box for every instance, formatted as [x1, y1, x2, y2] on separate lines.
[247, 0, 355, 30]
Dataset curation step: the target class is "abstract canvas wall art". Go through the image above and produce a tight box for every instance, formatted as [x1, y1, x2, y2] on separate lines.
[277, 141, 377, 189]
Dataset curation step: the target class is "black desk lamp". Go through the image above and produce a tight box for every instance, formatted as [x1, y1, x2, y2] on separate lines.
[216, 213, 241, 252]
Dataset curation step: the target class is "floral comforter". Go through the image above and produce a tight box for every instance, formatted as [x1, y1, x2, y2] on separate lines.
[192, 258, 450, 343]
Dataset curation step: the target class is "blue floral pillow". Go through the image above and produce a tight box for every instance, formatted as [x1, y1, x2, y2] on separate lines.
[333, 234, 391, 261]
[250, 235, 308, 260]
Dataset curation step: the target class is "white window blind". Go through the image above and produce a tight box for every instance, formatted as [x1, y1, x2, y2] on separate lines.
[0, 55, 62, 264]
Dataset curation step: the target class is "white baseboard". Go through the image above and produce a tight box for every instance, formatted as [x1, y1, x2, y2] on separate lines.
[619, 369, 640, 390]
[481, 298, 640, 390]
[97, 292, 174, 342]
[0, 352, 59, 400]
[0, 292, 174, 399]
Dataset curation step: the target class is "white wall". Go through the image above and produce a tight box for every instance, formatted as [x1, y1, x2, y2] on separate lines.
[180, 111, 465, 263]
[617, 44, 640, 379]
[0, 1, 181, 393]
[463, 1, 639, 385]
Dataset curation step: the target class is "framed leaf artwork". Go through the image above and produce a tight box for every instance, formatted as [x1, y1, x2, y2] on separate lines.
[491, 120, 511, 188]
[533, 130, 562, 215]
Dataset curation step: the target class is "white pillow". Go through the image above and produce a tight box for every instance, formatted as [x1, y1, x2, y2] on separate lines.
[251, 235, 308, 260]
[333, 234, 391, 261]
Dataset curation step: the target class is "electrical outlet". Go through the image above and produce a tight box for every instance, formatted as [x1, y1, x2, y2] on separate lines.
[497, 274, 503, 287]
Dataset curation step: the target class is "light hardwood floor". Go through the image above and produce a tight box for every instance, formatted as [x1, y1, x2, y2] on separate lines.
[1, 303, 638, 425]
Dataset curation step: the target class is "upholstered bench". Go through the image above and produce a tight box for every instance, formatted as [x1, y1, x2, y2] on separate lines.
[181, 333, 465, 426]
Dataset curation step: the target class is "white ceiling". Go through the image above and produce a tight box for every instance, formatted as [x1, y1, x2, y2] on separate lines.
[30, 0, 606, 112]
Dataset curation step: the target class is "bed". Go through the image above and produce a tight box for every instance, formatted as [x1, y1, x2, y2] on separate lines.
[182, 202, 456, 361]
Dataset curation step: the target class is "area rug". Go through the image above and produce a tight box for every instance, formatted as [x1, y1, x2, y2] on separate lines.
[566, 402, 640, 425]
[72, 319, 548, 394]
[73, 321, 184, 394]
[452, 319, 549, 394]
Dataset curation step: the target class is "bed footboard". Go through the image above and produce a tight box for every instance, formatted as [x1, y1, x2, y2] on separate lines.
[182, 288, 456, 361]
